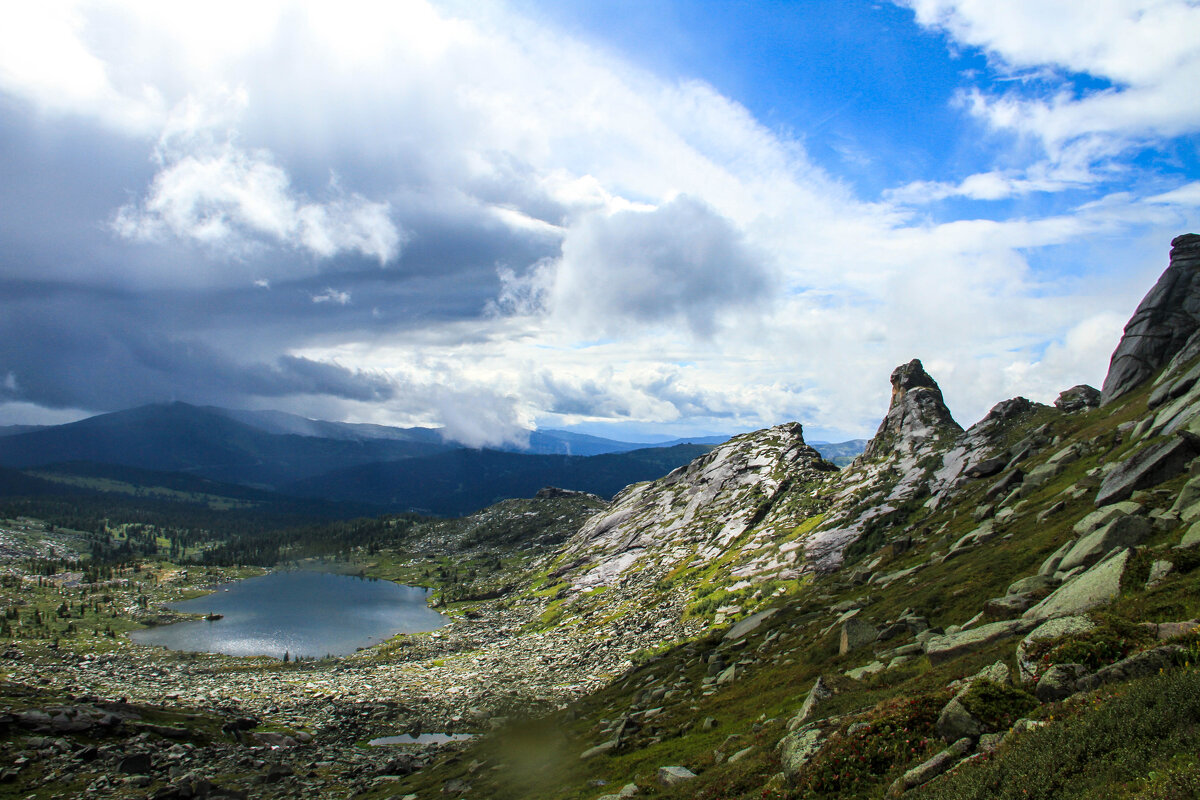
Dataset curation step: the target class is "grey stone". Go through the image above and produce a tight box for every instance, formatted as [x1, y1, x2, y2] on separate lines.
[965, 457, 1008, 479]
[1037, 501, 1066, 523]
[862, 359, 963, 459]
[1007, 574, 1056, 596]
[839, 617, 878, 655]
[1038, 540, 1075, 577]
[983, 595, 1034, 619]
[1073, 502, 1141, 536]
[1102, 234, 1200, 404]
[723, 608, 778, 642]
[728, 746, 754, 763]
[977, 732, 1004, 753]
[1169, 474, 1200, 520]
[1035, 663, 1088, 702]
[118, 753, 152, 774]
[971, 660, 1012, 686]
[657, 766, 697, 786]
[1055, 385, 1100, 413]
[845, 661, 885, 680]
[777, 725, 825, 778]
[890, 737, 973, 794]
[1018, 614, 1097, 672]
[1180, 522, 1200, 548]
[1024, 548, 1132, 621]
[1146, 560, 1174, 588]
[1021, 461, 1065, 496]
[1076, 646, 1186, 692]
[987, 469, 1025, 501]
[1057, 515, 1152, 573]
[787, 677, 833, 730]
[580, 740, 619, 760]
[936, 697, 983, 742]
[924, 619, 1034, 665]
[1095, 433, 1200, 507]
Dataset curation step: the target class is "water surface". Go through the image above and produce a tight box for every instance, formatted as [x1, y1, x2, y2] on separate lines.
[131, 570, 447, 658]
[368, 733, 475, 746]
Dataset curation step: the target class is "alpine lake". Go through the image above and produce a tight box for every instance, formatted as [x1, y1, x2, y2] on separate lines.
[131, 569, 449, 659]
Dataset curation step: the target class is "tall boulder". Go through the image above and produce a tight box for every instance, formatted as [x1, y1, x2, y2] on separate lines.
[862, 359, 962, 459]
[1102, 234, 1200, 404]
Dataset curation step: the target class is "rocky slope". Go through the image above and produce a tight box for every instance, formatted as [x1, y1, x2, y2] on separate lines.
[394, 232, 1200, 799]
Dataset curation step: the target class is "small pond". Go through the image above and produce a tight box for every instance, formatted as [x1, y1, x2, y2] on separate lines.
[368, 733, 476, 746]
[130, 570, 447, 659]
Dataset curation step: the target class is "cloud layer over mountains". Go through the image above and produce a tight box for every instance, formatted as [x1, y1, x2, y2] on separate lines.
[0, 1, 1197, 445]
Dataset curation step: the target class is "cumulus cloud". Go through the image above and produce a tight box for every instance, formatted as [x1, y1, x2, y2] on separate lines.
[540, 196, 774, 338]
[112, 95, 404, 263]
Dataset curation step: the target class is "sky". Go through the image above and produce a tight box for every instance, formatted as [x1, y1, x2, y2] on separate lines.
[0, 0, 1198, 446]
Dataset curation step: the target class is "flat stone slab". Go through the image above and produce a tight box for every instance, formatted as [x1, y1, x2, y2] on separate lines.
[1073, 502, 1140, 535]
[1058, 515, 1152, 573]
[778, 725, 825, 778]
[924, 619, 1034, 666]
[657, 766, 697, 786]
[722, 608, 778, 642]
[1024, 548, 1131, 621]
[1095, 434, 1200, 507]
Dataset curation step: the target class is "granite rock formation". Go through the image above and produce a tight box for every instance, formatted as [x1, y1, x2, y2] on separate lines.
[862, 359, 962, 460]
[1101, 233, 1200, 404]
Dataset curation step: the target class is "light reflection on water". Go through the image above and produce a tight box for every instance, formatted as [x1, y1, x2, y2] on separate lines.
[130, 570, 447, 658]
[368, 733, 475, 746]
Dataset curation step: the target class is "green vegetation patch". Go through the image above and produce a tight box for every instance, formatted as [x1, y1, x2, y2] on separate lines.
[788, 691, 948, 797]
[959, 680, 1039, 732]
[1027, 614, 1156, 673]
[911, 667, 1200, 800]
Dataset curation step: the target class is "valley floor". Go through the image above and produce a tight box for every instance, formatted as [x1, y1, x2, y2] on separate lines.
[0, 524, 702, 799]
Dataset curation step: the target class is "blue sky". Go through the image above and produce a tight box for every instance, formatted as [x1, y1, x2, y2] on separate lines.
[512, 0, 989, 196]
[0, 1, 1198, 445]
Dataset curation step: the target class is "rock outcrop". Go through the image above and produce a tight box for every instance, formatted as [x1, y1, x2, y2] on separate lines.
[862, 359, 962, 459]
[1102, 233, 1200, 404]
[1054, 385, 1100, 413]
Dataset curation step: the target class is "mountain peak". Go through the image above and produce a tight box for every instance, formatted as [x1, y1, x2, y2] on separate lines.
[1102, 232, 1200, 404]
[862, 358, 961, 460]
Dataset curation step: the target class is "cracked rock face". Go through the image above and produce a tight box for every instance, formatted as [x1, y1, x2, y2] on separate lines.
[862, 359, 962, 460]
[1102, 233, 1200, 404]
[560, 423, 834, 595]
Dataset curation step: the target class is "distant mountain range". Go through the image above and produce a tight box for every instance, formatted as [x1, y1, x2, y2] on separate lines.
[0, 402, 864, 516]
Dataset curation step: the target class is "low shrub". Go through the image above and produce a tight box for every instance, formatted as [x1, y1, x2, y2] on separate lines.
[910, 667, 1200, 800]
[1028, 614, 1155, 672]
[788, 691, 947, 797]
[959, 680, 1038, 732]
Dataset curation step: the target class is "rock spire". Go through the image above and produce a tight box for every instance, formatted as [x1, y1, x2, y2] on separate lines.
[1102, 233, 1200, 404]
[862, 359, 962, 460]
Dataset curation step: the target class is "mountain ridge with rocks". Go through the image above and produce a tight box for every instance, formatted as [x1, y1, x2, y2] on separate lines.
[3, 234, 1200, 799]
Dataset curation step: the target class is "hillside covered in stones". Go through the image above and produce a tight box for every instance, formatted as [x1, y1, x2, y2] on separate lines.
[397, 233, 1200, 799]
[4, 234, 1200, 800]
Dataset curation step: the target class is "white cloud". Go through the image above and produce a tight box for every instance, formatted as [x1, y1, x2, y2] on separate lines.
[311, 288, 351, 305]
[112, 94, 404, 263]
[0, 0, 1194, 441]
[904, 1, 1200, 156]
[541, 196, 775, 338]
[1146, 182, 1200, 207]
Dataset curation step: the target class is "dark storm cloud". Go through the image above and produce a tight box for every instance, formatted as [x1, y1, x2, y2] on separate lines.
[0, 95, 565, 418]
[0, 291, 395, 412]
